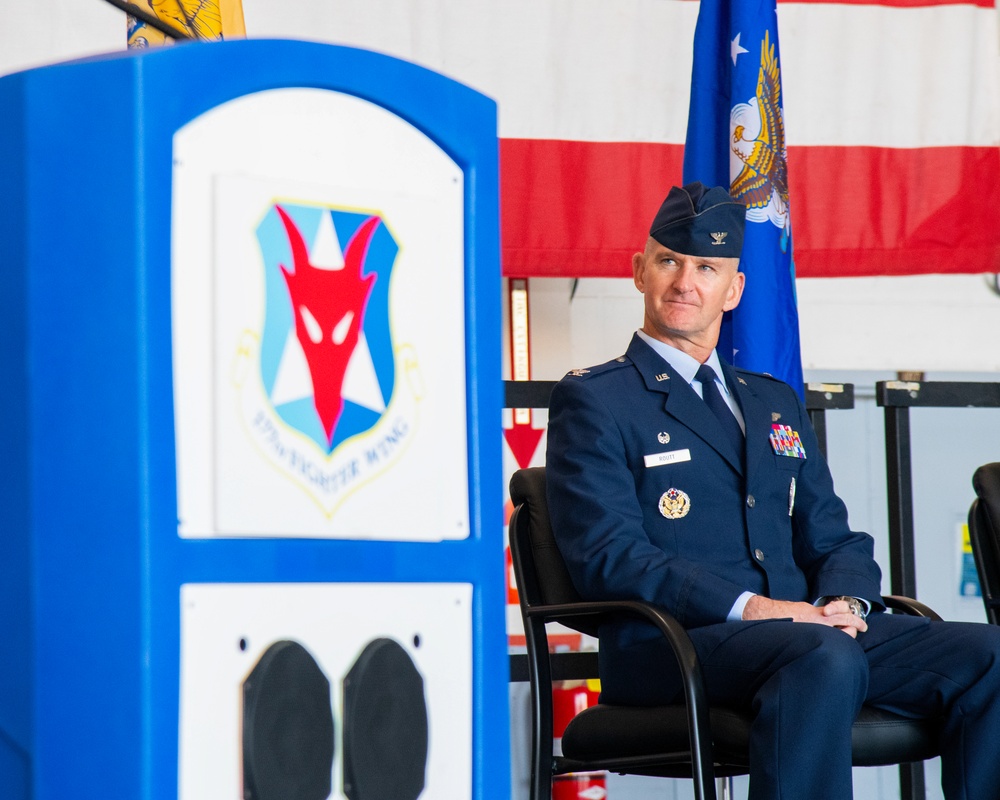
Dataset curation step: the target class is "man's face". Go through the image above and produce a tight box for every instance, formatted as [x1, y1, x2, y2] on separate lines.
[632, 239, 744, 351]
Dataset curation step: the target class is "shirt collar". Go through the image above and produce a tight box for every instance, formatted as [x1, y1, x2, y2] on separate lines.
[635, 329, 732, 398]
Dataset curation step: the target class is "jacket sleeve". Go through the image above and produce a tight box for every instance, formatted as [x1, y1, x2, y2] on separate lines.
[783, 386, 884, 610]
[545, 375, 750, 627]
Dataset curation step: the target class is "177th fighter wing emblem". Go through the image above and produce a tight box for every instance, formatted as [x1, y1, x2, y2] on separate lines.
[730, 30, 788, 226]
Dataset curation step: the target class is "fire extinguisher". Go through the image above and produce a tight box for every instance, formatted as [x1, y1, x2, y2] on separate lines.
[552, 682, 607, 800]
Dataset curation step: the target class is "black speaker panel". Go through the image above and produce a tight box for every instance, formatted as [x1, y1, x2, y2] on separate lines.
[342, 637, 428, 800]
[242, 640, 335, 800]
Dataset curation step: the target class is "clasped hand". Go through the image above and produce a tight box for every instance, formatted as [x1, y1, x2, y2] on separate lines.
[742, 596, 868, 638]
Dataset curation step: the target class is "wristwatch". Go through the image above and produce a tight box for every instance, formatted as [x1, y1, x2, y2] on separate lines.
[822, 595, 868, 620]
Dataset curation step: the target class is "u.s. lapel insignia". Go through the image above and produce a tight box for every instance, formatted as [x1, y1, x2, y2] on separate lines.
[772, 412, 781, 422]
[659, 488, 691, 519]
[657, 431, 671, 444]
[769, 424, 807, 458]
[567, 368, 590, 377]
[737, 377, 748, 386]
[654, 372, 669, 382]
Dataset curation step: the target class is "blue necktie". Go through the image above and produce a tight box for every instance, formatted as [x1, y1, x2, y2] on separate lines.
[695, 364, 744, 458]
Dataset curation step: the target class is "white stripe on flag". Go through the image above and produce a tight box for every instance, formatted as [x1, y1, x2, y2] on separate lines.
[780, 2, 999, 147]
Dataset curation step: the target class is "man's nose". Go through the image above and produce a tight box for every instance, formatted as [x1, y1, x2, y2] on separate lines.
[671, 264, 696, 292]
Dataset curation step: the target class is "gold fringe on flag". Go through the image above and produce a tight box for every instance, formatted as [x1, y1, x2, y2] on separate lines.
[127, 0, 245, 49]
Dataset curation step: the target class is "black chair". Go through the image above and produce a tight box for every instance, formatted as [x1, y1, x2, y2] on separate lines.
[968, 462, 1000, 625]
[509, 466, 943, 800]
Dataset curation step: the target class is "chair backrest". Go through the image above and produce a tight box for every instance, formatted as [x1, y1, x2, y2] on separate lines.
[508, 466, 583, 609]
[970, 462, 1000, 625]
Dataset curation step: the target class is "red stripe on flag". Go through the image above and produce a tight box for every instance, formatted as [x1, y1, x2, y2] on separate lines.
[499, 138, 684, 277]
[791, 144, 1000, 278]
[500, 138, 1000, 279]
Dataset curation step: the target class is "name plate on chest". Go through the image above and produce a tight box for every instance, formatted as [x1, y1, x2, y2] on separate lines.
[643, 448, 692, 468]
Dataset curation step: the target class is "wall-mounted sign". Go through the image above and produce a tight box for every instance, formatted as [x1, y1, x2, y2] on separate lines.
[173, 89, 469, 540]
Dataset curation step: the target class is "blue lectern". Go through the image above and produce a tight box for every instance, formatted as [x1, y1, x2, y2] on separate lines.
[0, 39, 506, 800]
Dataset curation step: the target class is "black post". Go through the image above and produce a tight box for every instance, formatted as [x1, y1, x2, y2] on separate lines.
[807, 408, 828, 459]
[881, 398, 923, 800]
[804, 383, 854, 461]
[883, 405, 917, 599]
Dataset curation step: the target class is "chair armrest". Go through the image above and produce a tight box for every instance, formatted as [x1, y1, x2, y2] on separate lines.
[526, 599, 701, 681]
[523, 597, 715, 786]
[527, 601, 709, 732]
[882, 595, 943, 621]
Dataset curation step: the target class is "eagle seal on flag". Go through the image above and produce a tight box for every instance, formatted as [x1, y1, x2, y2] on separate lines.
[729, 30, 789, 232]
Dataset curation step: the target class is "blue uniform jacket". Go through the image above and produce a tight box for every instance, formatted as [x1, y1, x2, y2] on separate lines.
[546, 334, 882, 655]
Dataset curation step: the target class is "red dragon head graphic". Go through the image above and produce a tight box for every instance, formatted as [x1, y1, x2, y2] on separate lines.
[275, 205, 378, 448]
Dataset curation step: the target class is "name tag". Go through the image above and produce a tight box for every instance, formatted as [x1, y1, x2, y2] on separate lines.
[644, 448, 692, 468]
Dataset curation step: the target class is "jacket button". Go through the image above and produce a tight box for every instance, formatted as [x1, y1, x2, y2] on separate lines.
[754, 548, 765, 562]
[746, 495, 756, 508]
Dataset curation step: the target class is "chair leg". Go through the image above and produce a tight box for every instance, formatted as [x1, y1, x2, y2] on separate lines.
[715, 776, 734, 800]
[899, 762, 925, 800]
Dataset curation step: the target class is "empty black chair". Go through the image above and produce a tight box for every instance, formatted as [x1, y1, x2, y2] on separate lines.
[509, 466, 943, 800]
[969, 462, 1000, 625]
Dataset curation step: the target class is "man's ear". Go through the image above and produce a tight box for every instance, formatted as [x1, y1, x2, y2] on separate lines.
[632, 251, 646, 292]
[723, 270, 746, 312]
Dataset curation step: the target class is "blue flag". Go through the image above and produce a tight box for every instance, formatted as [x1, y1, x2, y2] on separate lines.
[683, 0, 804, 397]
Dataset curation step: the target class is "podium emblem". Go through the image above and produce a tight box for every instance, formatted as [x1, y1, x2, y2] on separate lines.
[258, 203, 398, 452]
[228, 200, 422, 514]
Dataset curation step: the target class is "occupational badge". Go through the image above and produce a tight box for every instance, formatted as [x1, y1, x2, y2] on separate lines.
[769, 424, 806, 458]
[772, 412, 781, 422]
[659, 488, 691, 519]
[657, 431, 671, 444]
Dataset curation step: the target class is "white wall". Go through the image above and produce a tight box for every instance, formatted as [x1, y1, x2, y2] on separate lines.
[516, 274, 1000, 380]
[0, 1, 122, 75]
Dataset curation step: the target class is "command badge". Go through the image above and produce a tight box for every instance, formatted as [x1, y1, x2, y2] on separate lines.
[659, 488, 691, 519]
[657, 431, 671, 444]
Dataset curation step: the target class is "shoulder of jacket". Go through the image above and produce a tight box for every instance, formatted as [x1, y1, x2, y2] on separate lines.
[559, 354, 632, 381]
[734, 367, 785, 385]
[733, 368, 802, 408]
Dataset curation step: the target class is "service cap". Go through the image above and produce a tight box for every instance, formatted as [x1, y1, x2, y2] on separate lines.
[649, 182, 745, 258]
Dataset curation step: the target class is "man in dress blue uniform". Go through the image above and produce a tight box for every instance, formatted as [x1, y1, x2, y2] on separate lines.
[545, 182, 1000, 799]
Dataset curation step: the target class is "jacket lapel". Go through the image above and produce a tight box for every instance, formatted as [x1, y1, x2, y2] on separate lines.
[628, 335, 744, 474]
[720, 358, 769, 478]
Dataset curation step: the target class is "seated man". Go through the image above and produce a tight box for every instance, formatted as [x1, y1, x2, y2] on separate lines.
[545, 182, 1000, 799]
